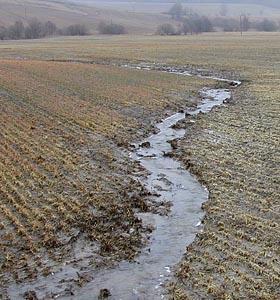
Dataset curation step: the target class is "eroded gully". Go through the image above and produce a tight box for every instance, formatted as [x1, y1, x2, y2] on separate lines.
[8, 64, 241, 300]
[69, 65, 241, 300]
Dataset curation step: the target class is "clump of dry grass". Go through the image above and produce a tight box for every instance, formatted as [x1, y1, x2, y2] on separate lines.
[170, 76, 280, 299]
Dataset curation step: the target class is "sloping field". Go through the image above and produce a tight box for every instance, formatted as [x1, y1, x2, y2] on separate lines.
[0, 59, 210, 294]
[170, 49, 280, 299]
[0, 32, 278, 71]
[0, 0, 172, 33]
[0, 32, 279, 298]
[79, 0, 280, 18]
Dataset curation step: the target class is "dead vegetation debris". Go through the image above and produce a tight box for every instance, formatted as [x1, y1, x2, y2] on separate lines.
[169, 84, 280, 299]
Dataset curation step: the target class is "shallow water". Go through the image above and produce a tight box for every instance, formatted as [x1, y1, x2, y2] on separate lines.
[7, 66, 240, 300]
[64, 85, 235, 299]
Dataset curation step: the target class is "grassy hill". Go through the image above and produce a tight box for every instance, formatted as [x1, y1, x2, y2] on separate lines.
[0, 0, 174, 34]
[84, 0, 280, 9]
[68, 0, 280, 18]
[1, 0, 279, 34]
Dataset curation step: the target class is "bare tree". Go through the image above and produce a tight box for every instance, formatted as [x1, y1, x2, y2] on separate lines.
[156, 23, 176, 35]
[180, 19, 192, 35]
[8, 21, 25, 39]
[256, 19, 278, 31]
[0, 26, 7, 40]
[220, 19, 239, 32]
[200, 16, 214, 32]
[181, 16, 213, 35]
[63, 24, 89, 36]
[243, 15, 250, 32]
[98, 22, 126, 35]
[43, 21, 57, 36]
[168, 1, 185, 20]
[25, 18, 43, 39]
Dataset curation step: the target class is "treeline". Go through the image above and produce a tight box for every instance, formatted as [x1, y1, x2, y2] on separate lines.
[157, 15, 213, 35]
[0, 19, 129, 40]
[157, 2, 216, 35]
[214, 17, 279, 32]
[97, 21, 126, 35]
[0, 19, 89, 40]
[156, 2, 280, 35]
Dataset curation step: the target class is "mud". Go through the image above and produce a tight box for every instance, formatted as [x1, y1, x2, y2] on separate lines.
[6, 65, 241, 300]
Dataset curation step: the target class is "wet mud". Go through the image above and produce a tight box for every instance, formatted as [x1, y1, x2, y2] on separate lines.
[6, 65, 241, 300]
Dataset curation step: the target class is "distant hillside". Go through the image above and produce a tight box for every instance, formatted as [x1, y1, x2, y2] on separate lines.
[66, 0, 280, 19]
[76, 0, 280, 9]
[0, 0, 174, 34]
[160, 0, 280, 8]
[1, 0, 279, 35]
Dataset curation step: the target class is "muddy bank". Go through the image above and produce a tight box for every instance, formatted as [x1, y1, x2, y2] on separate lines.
[85, 87, 234, 299]
[121, 63, 241, 87]
[0, 59, 205, 299]
[169, 86, 280, 299]
[5, 65, 241, 300]
[67, 71, 239, 299]
[46, 58, 241, 86]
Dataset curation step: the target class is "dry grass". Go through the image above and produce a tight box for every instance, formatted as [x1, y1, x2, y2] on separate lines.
[0, 0, 173, 34]
[0, 59, 209, 143]
[0, 32, 279, 298]
[170, 82, 280, 299]
[0, 32, 278, 71]
[0, 58, 209, 290]
[157, 34, 279, 300]
[85, 0, 280, 18]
